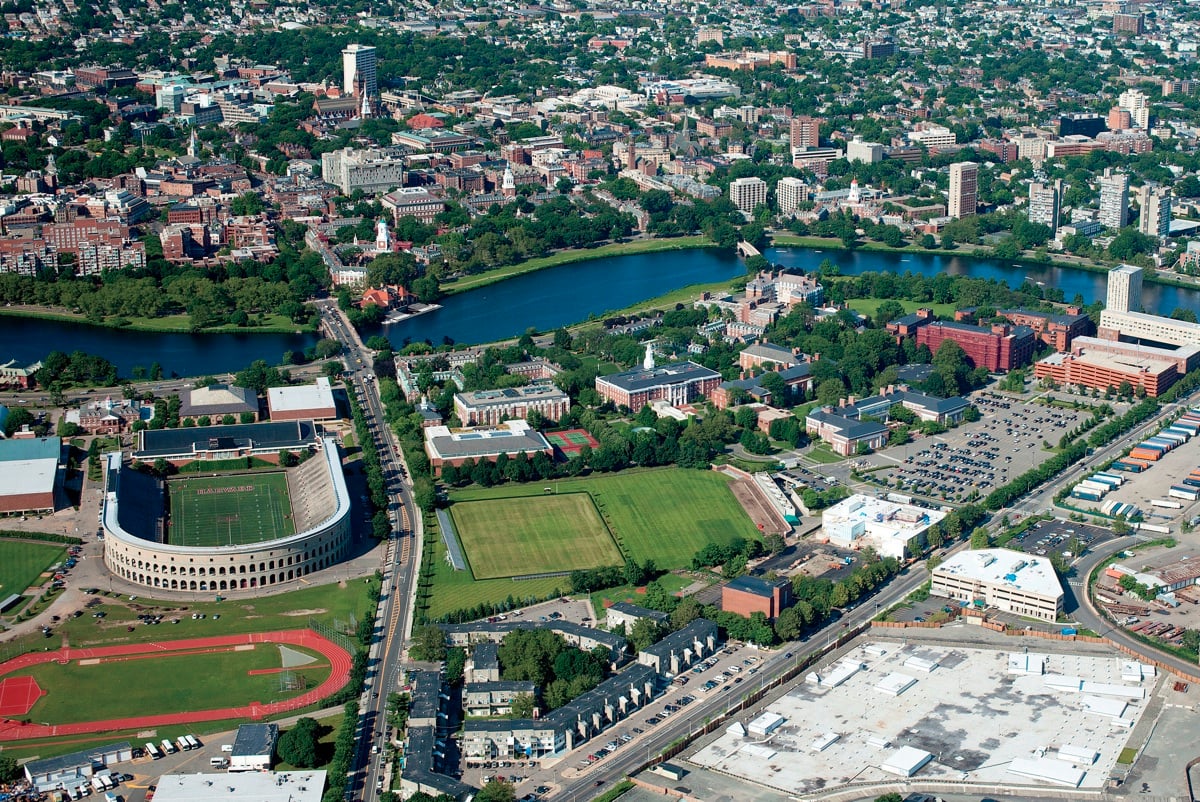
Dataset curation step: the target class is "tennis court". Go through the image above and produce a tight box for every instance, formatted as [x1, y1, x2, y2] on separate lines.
[167, 473, 295, 547]
[545, 428, 600, 455]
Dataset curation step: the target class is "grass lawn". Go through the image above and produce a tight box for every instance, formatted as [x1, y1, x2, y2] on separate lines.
[424, 530, 567, 621]
[843, 297, 956, 320]
[0, 577, 379, 657]
[7, 644, 326, 724]
[0, 541, 65, 602]
[805, 443, 847, 464]
[589, 573, 692, 618]
[450, 468, 759, 569]
[167, 472, 294, 547]
[441, 236, 712, 295]
[451, 494, 621, 579]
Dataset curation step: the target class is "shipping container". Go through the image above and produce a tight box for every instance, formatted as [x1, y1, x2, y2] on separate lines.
[1091, 474, 1123, 487]
[1111, 460, 1145, 473]
[1166, 426, 1193, 438]
[1129, 448, 1163, 462]
[1072, 489, 1102, 502]
[1151, 499, 1183, 509]
[1078, 480, 1110, 494]
[1183, 478, 1200, 489]
[1137, 523, 1171, 534]
[1156, 432, 1186, 445]
[1169, 486, 1199, 501]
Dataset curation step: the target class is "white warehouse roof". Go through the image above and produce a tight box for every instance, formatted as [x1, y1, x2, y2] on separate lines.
[934, 549, 1062, 600]
[152, 772, 327, 802]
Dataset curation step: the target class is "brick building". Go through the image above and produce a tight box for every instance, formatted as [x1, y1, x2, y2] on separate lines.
[914, 321, 1036, 372]
[997, 308, 1093, 352]
[722, 575, 792, 620]
[594, 362, 721, 409]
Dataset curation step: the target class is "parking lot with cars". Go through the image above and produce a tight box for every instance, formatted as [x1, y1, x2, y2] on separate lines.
[866, 393, 1092, 504]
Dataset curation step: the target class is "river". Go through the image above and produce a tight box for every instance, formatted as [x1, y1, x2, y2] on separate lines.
[0, 245, 1195, 377]
[764, 247, 1196, 317]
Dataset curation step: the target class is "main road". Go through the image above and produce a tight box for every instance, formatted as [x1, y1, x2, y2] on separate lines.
[315, 299, 424, 802]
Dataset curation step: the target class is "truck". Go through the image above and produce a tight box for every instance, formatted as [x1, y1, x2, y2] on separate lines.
[144, 742, 162, 760]
[1137, 522, 1171, 534]
[1151, 499, 1183, 509]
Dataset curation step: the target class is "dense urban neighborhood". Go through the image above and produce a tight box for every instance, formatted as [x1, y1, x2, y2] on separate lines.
[7, 2, 1200, 802]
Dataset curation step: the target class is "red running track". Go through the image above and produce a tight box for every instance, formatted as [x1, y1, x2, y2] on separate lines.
[0, 630, 352, 741]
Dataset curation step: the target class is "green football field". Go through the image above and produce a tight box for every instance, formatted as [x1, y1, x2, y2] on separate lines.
[449, 468, 761, 571]
[450, 494, 621, 579]
[167, 473, 295, 547]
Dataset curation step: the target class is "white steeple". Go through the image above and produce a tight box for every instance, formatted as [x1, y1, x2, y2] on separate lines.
[643, 342, 655, 370]
[360, 92, 372, 119]
[502, 165, 516, 195]
[188, 129, 199, 159]
[375, 217, 391, 252]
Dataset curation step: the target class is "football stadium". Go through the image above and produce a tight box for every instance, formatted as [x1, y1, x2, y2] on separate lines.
[101, 424, 352, 594]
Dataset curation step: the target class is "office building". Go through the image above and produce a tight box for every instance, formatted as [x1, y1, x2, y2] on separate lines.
[997, 308, 1093, 352]
[776, 177, 808, 215]
[914, 321, 1036, 372]
[948, 162, 978, 219]
[931, 550, 1063, 622]
[1106, 263, 1143, 314]
[789, 115, 821, 150]
[821, 494, 946, 561]
[1137, 184, 1171, 239]
[1058, 114, 1107, 138]
[342, 44, 377, 99]
[908, 126, 957, 150]
[453, 385, 571, 427]
[1099, 169, 1130, 230]
[1028, 180, 1062, 230]
[846, 136, 884, 164]
[729, 176, 768, 213]
[862, 39, 896, 59]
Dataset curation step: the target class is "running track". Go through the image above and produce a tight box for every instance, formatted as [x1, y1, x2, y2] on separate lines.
[0, 631, 352, 741]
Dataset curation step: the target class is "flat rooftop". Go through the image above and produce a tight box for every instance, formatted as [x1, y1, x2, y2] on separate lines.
[822, 494, 946, 537]
[597, 361, 720, 393]
[152, 772, 326, 802]
[0, 436, 58, 496]
[935, 549, 1064, 599]
[688, 641, 1154, 794]
[267, 378, 335, 413]
[456, 384, 568, 405]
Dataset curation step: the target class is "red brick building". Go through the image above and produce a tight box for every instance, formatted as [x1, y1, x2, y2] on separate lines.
[997, 308, 1093, 352]
[594, 362, 721, 409]
[915, 321, 1036, 372]
[722, 575, 793, 620]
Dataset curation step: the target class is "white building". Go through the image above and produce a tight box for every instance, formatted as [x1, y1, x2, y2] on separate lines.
[229, 724, 277, 772]
[729, 176, 768, 214]
[1100, 263, 1200, 346]
[342, 43, 377, 99]
[1118, 89, 1150, 129]
[820, 494, 946, 560]
[846, 136, 884, 164]
[1098, 169, 1129, 230]
[320, 147, 405, 195]
[1028, 180, 1062, 230]
[1106, 263, 1143, 314]
[1137, 184, 1171, 239]
[931, 549, 1064, 621]
[908, 125, 956, 149]
[153, 772, 326, 802]
[776, 177, 809, 215]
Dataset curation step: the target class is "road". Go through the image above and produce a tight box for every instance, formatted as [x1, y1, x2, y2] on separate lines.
[314, 300, 423, 802]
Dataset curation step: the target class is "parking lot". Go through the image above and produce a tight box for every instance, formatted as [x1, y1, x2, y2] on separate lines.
[1006, 519, 1113, 558]
[864, 392, 1092, 504]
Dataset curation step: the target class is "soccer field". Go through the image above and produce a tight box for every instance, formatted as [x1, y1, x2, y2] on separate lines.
[449, 468, 760, 570]
[167, 473, 295, 547]
[0, 541, 65, 602]
[450, 494, 621, 579]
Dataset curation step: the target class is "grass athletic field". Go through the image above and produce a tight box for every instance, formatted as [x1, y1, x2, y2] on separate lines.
[450, 468, 760, 571]
[0, 541, 65, 604]
[451, 494, 621, 579]
[4, 644, 326, 724]
[167, 473, 294, 547]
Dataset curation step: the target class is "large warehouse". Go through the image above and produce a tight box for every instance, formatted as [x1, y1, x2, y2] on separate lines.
[267, 377, 337, 421]
[0, 436, 61, 515]
[931, 549, 1064, 621]
[152, 772, 326, 802]
[821, 494, 945, 560]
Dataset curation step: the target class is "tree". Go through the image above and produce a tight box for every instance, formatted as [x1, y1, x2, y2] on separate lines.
[410, 625, 447, 662]
[774, 605, 803, 640]
[670, 597, 702, 630]
[474, 779, 516, 802]
[969, 527, 990, 549]
[629, 617, 664, 652]
[510, 693, 535, 718]
[276, 717, 320, 768]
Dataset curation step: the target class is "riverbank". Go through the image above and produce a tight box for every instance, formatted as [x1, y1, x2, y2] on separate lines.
[0, 305, 319, 336]
[566, 275, 748, 334]
[770, 233, 1200, 292]
[439, 235, 715, 296]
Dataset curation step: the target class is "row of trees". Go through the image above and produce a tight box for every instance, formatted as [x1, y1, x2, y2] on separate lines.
[497, 628, 610, 711]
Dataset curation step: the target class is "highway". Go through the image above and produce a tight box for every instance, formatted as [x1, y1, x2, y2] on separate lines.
[315, 299, 423, 802]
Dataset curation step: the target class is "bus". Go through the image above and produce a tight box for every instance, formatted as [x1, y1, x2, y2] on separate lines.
[145, 742, 163, 760]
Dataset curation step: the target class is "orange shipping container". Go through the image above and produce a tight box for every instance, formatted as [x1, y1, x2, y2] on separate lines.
[1129, 448, 1162, 461]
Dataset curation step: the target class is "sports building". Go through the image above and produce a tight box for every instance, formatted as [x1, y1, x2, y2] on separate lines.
[0, 437, 61, 515]
[101, 435, 352, 594]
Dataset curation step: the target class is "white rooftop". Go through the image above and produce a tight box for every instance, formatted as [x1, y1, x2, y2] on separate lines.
[152, 772, 327, 802]
[0, 437, 59, 498]
[934, 549, 1063, 600]
[267, 377, 335, 414]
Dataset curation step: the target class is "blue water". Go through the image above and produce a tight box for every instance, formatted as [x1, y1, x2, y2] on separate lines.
[0, 244, 1197, 376]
